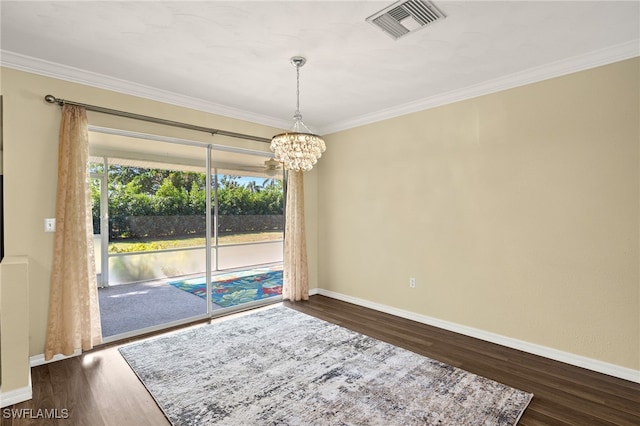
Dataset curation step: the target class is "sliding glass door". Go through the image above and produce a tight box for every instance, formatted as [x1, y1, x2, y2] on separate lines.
[211, 171, 284, 309]
[89, 129, 284, 340]
[215, 173, 284, 270]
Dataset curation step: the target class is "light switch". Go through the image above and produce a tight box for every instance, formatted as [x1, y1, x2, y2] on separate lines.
[44, 218, 56, 232]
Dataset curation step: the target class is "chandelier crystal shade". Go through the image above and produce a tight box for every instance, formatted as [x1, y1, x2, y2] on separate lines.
[270, 57, 326, 172]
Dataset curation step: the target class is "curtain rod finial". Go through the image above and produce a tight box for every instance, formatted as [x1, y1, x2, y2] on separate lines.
[44, 95, 62, 105]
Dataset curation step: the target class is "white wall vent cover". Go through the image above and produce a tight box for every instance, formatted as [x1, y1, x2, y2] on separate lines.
[366, 0, 446, 40]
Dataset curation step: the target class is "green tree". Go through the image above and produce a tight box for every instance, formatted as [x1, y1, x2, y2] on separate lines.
[154, 178, 189, 215]
[99, 168, 283, 239]
[188, 181, 206, 214]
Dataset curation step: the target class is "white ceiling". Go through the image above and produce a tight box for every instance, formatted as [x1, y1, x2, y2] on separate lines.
[1, 1, 639, 135]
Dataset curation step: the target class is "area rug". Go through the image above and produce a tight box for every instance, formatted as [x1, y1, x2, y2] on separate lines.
[119, 306, 533, 425]
[168, 267, 282, 308]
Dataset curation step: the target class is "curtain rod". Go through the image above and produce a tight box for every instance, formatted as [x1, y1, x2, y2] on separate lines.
[44, 94, 272, 144]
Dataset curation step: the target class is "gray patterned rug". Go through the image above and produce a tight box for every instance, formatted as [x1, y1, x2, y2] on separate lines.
[119, 306, 533, 425]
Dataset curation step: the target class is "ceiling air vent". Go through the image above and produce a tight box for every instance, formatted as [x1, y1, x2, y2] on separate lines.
[366, 0, 445, 40]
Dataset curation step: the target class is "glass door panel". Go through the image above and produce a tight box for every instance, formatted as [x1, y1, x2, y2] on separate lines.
[217, 242, 284, 270]
[210, 155, 284, 312]
[90, 134, 210, 339]
[215, 173, 284, 267]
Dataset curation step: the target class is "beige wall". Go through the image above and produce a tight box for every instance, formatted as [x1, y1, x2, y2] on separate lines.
[0, 257, 30, 399]
[0, 67, 320, 358]
[0, 58, 637, 375]
[318, 58, 639, 370]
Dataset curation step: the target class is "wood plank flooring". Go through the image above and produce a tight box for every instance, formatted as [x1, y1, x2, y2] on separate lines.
[3, 295, 639, 425]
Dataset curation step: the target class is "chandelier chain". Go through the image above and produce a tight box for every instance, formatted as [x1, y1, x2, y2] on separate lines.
[295, 64, 301, 120]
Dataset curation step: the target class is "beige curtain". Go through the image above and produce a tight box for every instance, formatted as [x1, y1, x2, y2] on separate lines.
[45, 105, 102, 360]
[282, 170, 309, 301]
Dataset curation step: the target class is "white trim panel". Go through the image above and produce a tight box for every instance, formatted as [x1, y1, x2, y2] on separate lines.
[0, 377, 32, 408]
[317, 289, 640, 384]
[29, 350, 82, 368]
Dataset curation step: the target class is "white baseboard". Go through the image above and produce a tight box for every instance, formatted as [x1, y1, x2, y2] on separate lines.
[317, 289, 640, 384]
[30, 350, 82, 368]
[28, 289, 637, 383]
[1, 376, 32, 408]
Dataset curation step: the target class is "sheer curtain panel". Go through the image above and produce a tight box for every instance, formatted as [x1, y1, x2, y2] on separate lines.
[45, 104, 102, 360]
[282, 170, 309, 301]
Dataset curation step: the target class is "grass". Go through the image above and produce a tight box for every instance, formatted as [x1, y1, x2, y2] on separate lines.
[108, 231, 283, 253]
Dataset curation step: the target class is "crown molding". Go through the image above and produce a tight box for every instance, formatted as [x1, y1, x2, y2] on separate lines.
[0, 50, 291, 131]
[319, 39, 640, 135]
[1, 40, 638, 136]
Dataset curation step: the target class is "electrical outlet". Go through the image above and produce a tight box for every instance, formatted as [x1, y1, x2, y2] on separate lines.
[409, 277, 416, 288]
[44, 218, 56, 232]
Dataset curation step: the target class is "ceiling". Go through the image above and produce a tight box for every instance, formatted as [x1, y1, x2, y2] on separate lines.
[1, 1, 638, 135]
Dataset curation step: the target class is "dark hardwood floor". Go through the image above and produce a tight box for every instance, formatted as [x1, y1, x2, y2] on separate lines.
[3, 295, 639, 425]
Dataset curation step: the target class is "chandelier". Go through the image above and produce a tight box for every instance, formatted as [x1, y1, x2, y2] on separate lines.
[270, 56, 326, 172]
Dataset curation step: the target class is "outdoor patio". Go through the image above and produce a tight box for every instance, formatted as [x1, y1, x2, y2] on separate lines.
[98, 263, 283, 338]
